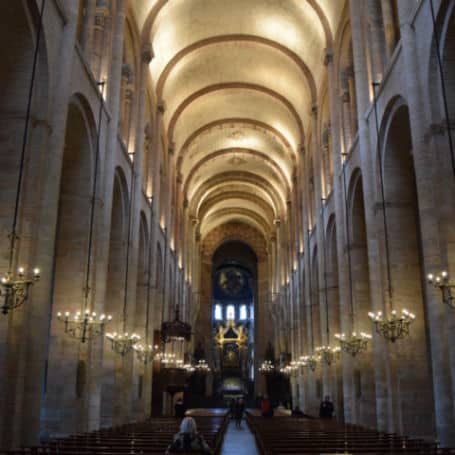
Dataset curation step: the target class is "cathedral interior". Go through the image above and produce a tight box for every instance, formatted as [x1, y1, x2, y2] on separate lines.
[0, 0, 455, 452]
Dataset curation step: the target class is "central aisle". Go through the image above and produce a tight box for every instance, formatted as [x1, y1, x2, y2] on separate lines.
[220, 420, 260, 455]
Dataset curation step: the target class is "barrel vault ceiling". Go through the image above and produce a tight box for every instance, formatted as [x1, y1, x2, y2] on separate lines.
[134, 0, 345, 244]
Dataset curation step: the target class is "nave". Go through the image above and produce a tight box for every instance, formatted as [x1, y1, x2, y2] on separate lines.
[0, 0, 455, 452]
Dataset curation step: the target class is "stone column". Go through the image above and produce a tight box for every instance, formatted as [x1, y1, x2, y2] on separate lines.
[350, 0, 390, 433]
[10, 0, 81, 448]
[324, 47, 355, 424]
[397, 5, 455, 446]
[90, 3, 109, 81]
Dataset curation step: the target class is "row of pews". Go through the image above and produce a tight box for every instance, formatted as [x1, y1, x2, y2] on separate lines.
[1, 415, 228, 455]
[247, 415, 455, 455]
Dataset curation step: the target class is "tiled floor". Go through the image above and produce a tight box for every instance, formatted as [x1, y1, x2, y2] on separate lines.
[220, 420, 260, 455]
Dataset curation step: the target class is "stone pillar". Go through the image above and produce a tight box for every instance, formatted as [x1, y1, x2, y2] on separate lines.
[9, 0, 81, 448]
[350, 0, 389, 432]
[397, 6, 455, 446]
[90, 3, 109, 81]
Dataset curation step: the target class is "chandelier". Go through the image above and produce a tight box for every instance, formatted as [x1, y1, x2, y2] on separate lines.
[106, 332, 141, 356]
[368, 310, 415, 343]
[1, 0, 46, 315]
[369, 81, 416, 343]
[315, 345, 341, 366]
[427, 271, 454, 308]
[259, 360, 275, 374]
[133, 343, 160, 364]
[335, 332, 371, 357]
[194, 359, 210, 373]
[57, 310, 112, 343]
[300, 355, 320, 372]
[1, 267, 41, 314]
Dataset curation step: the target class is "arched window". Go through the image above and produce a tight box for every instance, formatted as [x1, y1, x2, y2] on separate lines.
[214, 304, 222, 320]
[226, 305, 235, 320]
[240, 305, 247, 320]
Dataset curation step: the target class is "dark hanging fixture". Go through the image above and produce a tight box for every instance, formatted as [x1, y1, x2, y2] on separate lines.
[106, 151, 140, 355]
[57, 82, 113, 342]
[0, 0, 47, 314]
[315, 202, 340, 366]
[300, 240, 321, 372]
[367, 82, 415, 342]
[335, 155, 371, 356]
[133, 196, 160, 363]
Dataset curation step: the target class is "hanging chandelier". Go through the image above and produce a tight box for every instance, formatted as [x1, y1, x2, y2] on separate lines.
[106, 332, 141, 356]
[133, 343, 160, 364]
[259, 360, 275, 374]
[1, 267, 41, 314]
[427, 271, 454, 309]
[1, 0, 46, 315]
[368, 81, 416, 342]
[335, 332, 371, 357]
[340, 156, 372, 356]
[315, 345, 341, 366]
[57, 80, 109, 341]
[57, 310, 112, 343]
[300, 355, 320, 372]
[368, 309, 415, 343]
[194, 359, 210, 373]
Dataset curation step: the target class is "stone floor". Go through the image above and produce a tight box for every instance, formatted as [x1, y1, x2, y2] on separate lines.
[220, 420, 260, 455]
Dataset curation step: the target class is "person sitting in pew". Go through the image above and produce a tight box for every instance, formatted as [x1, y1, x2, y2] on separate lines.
[319, 395, 334, 419]
[166, 416, 213, 454]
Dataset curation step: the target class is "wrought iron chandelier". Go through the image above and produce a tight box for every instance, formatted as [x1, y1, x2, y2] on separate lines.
[105, 143, 137, 356]
[194, 359, 210, 373]
[427, 271, 454, 309]
[315, 345, 341, 366]
[57, 81, 111, 342]
[133, 196, 158, 364]
[259, 360, 275, 374]
[368, 309, 415, 343]
[300, 355, 320, 372]
[335, 332, 371, 357]
[161, 306, 192, 343]
[133, 343, 159, 364]
[315, 202, 341, 366]
[106, 332, 141, 356]
[1, 0, 46, 314]
[58, 310, 112, 343]
[369, 81, 416, 342]
[336, 154, 371, 356]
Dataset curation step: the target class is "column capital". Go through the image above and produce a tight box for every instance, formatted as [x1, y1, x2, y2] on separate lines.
[168, 141, 175, 155]
[311, 104, 318, 116]
[141, 42, 154, 64]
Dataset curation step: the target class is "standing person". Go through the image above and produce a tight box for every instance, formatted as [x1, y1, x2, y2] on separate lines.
[319, 395, 334, 419]
[166, 417, 213, 454]
[234, 397, 245, 428]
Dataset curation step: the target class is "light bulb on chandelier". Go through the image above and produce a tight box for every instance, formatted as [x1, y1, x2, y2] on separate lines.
[427, 271, 454, 309]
